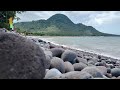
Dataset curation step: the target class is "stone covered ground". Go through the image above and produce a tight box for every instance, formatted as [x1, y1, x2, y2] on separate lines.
[0, 31, 120, 79]
[27, 36, 120, 79]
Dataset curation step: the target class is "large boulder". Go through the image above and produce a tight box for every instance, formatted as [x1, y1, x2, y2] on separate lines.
[50, 57, 65, 73]
[73, 62, 87, 71]
[75, 57, 88, 65]
[81, 66, 103, 78]
[0, 33, 46, 79]
[44, 68, 62, 79]
[61, 50, 77, 64]
[50, 48, 65, 58]
[111, 68, 120, 77]
[96, 66, 107, 75]
[64, 61, 74, 73]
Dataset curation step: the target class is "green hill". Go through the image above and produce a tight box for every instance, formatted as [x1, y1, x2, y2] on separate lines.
[14, 14, 119, 36]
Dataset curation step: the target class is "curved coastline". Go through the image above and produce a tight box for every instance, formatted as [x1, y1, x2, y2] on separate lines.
[27, 36, 120, 61]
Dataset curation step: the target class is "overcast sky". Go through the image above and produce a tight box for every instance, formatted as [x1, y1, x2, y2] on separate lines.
[14, 11, 120, 35]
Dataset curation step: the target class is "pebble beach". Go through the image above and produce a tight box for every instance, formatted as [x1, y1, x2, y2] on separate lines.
[27, 36, 120, 79]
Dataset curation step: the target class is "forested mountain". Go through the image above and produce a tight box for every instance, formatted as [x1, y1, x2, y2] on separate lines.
[14, 14, 119, 36]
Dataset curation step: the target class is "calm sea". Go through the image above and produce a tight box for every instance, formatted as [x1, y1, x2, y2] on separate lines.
[28, 36, 120, 60]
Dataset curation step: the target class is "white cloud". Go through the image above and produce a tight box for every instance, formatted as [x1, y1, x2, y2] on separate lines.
[84, 11, 120, 26]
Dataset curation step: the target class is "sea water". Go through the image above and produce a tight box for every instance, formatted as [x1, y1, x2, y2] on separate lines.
[28, 36, 120, 60]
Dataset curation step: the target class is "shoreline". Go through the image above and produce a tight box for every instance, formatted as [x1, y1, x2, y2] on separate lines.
[26, 36, 120, 61]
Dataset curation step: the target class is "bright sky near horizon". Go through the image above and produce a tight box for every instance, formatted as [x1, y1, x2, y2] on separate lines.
[14, 11, 120, 35]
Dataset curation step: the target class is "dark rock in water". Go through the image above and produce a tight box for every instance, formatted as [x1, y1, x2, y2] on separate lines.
[50, 57, 65, 73]
[0, 33, 46, 79]
[81, 66, 103, 78]
[44, 68, 62, 79]
[50, 48, 65, 58]
[96, 66, 107, 75]
[111, 68, 120, 77]
[61, 50, 77, 64]
[59, 71, 93, 79]
[64, 61, 74, 73]
[75, 57, 88, 65]
[107, 68, 111, 73]
[73, 62, 87, 71]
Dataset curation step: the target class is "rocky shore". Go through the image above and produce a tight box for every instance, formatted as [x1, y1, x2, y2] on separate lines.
[27, 36, 120, 79]
[0, 31, 120, 79]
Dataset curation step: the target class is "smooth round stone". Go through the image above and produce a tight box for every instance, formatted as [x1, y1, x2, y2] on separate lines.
[44, 68, 62, 79]
[81, 66, 103, 78]
[64, 61, 74, 73]
[111, 68, 120, 77]
[60, 71, 93, 79]
[105, 73, 112, 78]
[75, 57, 88, 65]
[50, 48, 65, 58]
[88, 60, 96, 65]
[61, 50, 77, 64]
[73, 62, 87, 71]
[50, 57, 65, 73]
[96, 66, 107, 75]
